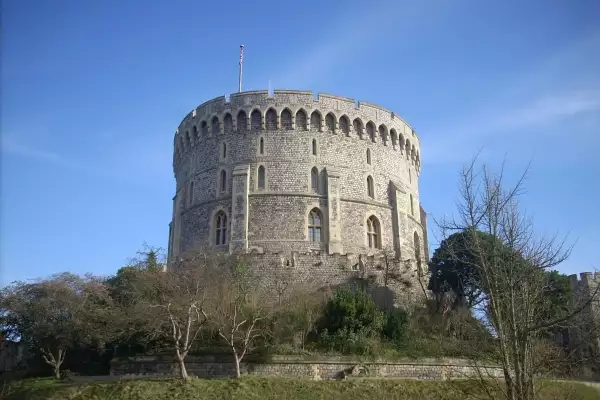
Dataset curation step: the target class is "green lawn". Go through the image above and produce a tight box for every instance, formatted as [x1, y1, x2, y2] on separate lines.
[3, 377, 598, 400]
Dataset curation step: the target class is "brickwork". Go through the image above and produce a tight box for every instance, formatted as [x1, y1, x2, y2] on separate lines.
[168, 90, 427, 305]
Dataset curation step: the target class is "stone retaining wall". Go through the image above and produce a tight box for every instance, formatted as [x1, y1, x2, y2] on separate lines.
[110, 355, 503, 380]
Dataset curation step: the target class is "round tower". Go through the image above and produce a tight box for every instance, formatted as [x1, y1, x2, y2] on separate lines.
[168, 90, 427, 302]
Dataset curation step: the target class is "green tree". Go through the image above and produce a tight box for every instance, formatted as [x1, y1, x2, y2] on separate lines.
[0, 273, 115, 379]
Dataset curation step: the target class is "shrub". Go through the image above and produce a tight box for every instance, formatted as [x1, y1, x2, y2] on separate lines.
[384, 309, 409, 345]
[316, 289, 385, 354]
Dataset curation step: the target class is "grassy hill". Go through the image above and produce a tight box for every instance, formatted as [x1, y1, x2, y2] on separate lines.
[3, 377, 599, 400]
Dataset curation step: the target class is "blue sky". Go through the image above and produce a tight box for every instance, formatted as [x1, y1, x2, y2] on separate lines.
[1, 0, 599, 285]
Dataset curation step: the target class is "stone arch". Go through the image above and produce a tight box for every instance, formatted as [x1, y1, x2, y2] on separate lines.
[353, 118, 364, 139]
[210, 208, 229, 246]
[257, 164, 266, 190]
[237, 110, 247, 133]
[366, 175, 374, 198]
[192, 125, 198, 140]
[405, 138, 411, 159]
[311, 166, 319, 192]
[223, 113, 233, 134]
[258, 136, 265, 155]
[339, 115, 350, 135]
[211, 116, 220, 135]
[266, 108, 277, 131]
[220, 141, 227, 160]
[310, 110, 322, 131]
[201, 120, 208, 136]
[307, 208, 323, 243]
[312, 138, 317, 156]
[390, 128, 398, 149]
[411, 145, 416, 164]
[398, 133, 405, 154]
[251, 109, 262, 131]
[185, 130, 191, 148]
[366, 215, 381, 249]
[219, 168, 228, 194]
[366, 148, 372, 165]
[366, 121, 376, 142]
[296, 109, 307, 131]
[416, 151, 421, 170]
[378, 124, 388, 145]
[281, 108, 293, 130]
[325, 112, 336, 133]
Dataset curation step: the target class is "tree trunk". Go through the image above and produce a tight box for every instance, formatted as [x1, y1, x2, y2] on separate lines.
[233, 350, 241, 378]
[177, 356, 189, 381]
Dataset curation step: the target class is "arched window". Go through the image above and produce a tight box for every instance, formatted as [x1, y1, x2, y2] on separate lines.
[399, 134, 405, 154]
[410, 194, 414, 216]
[310, 111, 321, 131]
[257, 165, 265, 190]
[251, 109, 262, 131]
[237, 111, 247, 133]
[353, 118, 364, 138]
[215, 211, 227, 246]
[379, 125, 388, 145]
[312, 139, 317, 156]
[296, 110, 307, 130]
[411, 146, 416, 164]
[367, 175, 374, 198]
[414, 232, 422, 276]
[220, 142, 227, 159]
[259, 137, 264, 155]
[366, 122, 376, 142]
[220, 170, 227, 192]
[201, 121, 208, 136]
[325, 113, 335, 133]
[188, 180, 194, 206]
[281, 109, 292, 130]
[266, 108, 277, 130]
[390, 129, 397, 148]
[311, 167, 319, 192]
[223, 113, 233, 134]
[192, 125, 198, 139]
[340, 116, 350, 135]
[308, 208, 322, 243]
[366, 148, 372, 165]
[405, 139, 411, 159]
[211, 116, 220, 135]
[367, 215, 380, 249]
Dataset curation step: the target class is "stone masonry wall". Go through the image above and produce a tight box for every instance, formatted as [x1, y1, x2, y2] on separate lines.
[110, 355, 503, 380]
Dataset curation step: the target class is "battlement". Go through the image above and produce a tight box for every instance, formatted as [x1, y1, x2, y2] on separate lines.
[569, 272, 600, 289]
[173, 90, 421, 170]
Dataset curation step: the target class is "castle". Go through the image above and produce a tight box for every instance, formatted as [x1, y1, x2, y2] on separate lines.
[167, 90, 429, 306]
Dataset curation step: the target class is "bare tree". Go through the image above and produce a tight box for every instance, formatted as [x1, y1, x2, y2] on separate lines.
[207, 258, 275, 378]
[0, 273, 115, 379]
[439, 158, 599, 400]
[129, 252, 213, 380]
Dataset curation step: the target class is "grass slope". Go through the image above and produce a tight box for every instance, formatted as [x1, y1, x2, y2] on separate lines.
[3, 377, 599, 400]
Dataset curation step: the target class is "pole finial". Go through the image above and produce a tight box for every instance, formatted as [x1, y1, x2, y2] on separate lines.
[238, 45, 244, 93]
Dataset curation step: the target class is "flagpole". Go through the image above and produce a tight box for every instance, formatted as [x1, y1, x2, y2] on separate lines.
[238, 45, 244, 93]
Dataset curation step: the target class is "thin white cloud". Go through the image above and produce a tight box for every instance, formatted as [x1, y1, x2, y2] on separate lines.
[423, 91, 600, 165]
[272, 1, 448, 88]
[2, 135, 64, 163]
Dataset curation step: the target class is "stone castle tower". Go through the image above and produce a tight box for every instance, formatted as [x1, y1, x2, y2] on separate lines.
[168, 90, 428, 305]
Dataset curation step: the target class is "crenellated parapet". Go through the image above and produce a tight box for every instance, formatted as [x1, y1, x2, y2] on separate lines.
[173, 90, 421, 172]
